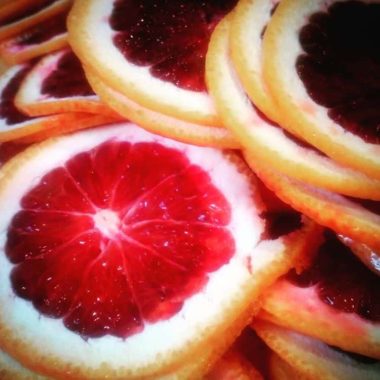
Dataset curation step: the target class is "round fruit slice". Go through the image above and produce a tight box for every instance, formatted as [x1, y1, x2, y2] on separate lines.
[246, 153, 380, 252]
[0, 8, 69, 65]
[15, 49, 119, 118]
[259, 229, 380, 359]
[263, 0, 380, 179]
[254, 320, 380, 380]
[0, 0, 71, 41]
[85, 68, 239, 149]
[68, 0, 237, 126]
[206, 13, 380, 200]
[269, 352, 310, 380]
[0, 62, 116, 143]
[0, 122, 309, 379]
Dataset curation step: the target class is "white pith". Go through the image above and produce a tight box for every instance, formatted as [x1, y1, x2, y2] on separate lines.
[257, 320, 380, 380]
[264, 0, 380, 174]
[206, 5, 380, 200]
[0, 122, 273, 374]
[94, 209, 120, 238]
[69, 0, 219, 122]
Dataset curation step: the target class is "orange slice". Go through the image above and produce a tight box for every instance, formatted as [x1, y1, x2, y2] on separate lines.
[246, 153, 380, 252]
[85, 68, 239, 149]
[0, 0, 72, 41]
[0, 122, 311, 379]
[269, 352, 310, 380]
[0, 63, 117, 143]
[0, 8, 69, 65]
[67, 0, 237, 126]
[0, 0, 44, 24]
[263, 0, 380, 179]
[259, 229, 380, 360]
[206, 13, 380, 201]
[254, 320, 380, 380]
[15, 49, 119, 118]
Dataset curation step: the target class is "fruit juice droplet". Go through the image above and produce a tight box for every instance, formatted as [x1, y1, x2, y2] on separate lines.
[110, 0, 238, 91]
[297, 1, 380, 144]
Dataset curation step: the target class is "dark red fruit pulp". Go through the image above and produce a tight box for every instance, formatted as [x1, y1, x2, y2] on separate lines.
[261, 210, 302, 240]
[346, 196, 380, 216]
[0, 0, 57, 27]
[6, 140, 235, 338]
[110, 0, 237, 91]
[297, 1, 380, 144]
[286, 230, 380, 322]
[41, 50, 95, 98]
[0, 142, 29, 167]
[0, 65, 33, 125]
[16, 9, 68, 47]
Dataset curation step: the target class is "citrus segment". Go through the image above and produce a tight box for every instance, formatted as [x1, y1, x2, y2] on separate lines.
[259, 229, 380, 359]
[0, 0, 71, 41]
[263, 0, 380, 178]
[16, 49, 119, 118]
[68, 0, 233, 126]
[254, 320, 380, 380]
[0, 122, 305, 379]
[85, 69, 238, 148]
[206, 14, 380, 200]
[0, 9, 69, 65]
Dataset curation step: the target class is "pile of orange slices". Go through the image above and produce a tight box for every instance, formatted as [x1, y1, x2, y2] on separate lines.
[0, 0, 379, 379]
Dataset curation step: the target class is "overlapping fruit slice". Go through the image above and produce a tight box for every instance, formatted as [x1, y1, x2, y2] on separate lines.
[0, 122, 314, 379]
[15, 48, 119, 118]
[85, 68, 238, 148]
[268, 352, 310, 380]
[0, 0, 71, 41]
[68, 0, 237, 128]
[0, 61, 116, 143]
[263, 0, 380, 179]
[206, 3, 380, 200]
[0, 7, 69, 65]
[258, 228, 380, 360]
[254, 320, 380, 380]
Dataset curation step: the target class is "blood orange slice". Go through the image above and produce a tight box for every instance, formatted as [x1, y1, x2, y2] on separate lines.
[0, 0, 71, 41]
[68, 0, 237, 126]
[15, 49, 120, 118]
[0, 7, 69, 65]
[259, 229, 380, 359]
[263, 0, 380, 179]
[0, 122, 310, 379]
[254, 320, 380, 380]
[247, 154, 380, 252]
[85, 68, 238, 149]
[206, 14, 380, 200]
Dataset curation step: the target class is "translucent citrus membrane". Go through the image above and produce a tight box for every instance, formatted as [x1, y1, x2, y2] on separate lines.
[205, 13, 380, 200]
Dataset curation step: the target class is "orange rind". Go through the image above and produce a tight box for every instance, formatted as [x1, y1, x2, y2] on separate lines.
[263, 0, 380, 179]
[206, 13, 380, 200]
[254, 319, 380, 380]
[67, 0, 234, 126]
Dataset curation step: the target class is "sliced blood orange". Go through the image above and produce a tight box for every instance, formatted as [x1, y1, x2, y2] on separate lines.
[206, 13, 380, 200]
[259, 229, 380, 359]
[263, 0, 380, 179]
[254, 320, 380, 380]
[247, 153, 380, 252]
[0, 122, 311, 379]
[68, 0, 237, 126]
[0, 0, 71, 41]
[0, 8, 69, 65]
[0, 62, 117, 143]
[15, 49, 120, 118]
[269, 352, 310, 380]
[85, 68, 239, 149]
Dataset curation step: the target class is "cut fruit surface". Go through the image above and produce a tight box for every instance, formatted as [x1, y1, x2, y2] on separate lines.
[0, 0, 71, 41]
[268, 352, 310, 380]
[16, 49, 119, 118]
[85, 68, 238, 149]
[247, 154, 380, 252]
[0, 8, 69, 65]
[254, 319, 380, 380]
[206, 13, 380, 200]
[259, 229, 380, 359]
[68, 0, 236, 126]
[0, 122, 309, 379]
[263, 0, 380, 179]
